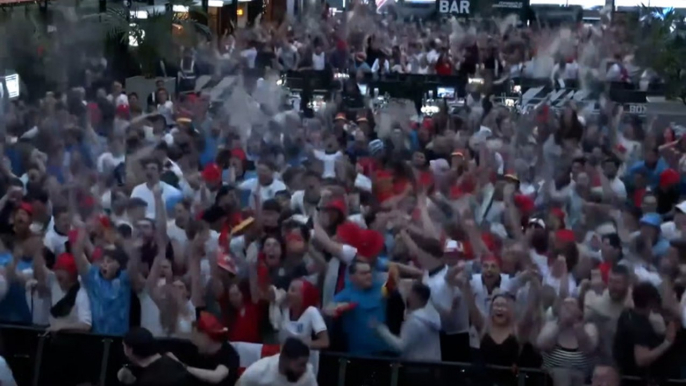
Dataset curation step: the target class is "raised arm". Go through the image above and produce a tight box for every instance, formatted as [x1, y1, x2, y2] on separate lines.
[32, 242, 51, 298]
[145, 234, 168, 303]
[188, 239, 204, 308]
[398, 229, 437, 269]
[311, 216, 356, 264]
[72, 226, 91, 278]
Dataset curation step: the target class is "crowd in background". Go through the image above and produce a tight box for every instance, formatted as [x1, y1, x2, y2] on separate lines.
[0, 2, 680, 386]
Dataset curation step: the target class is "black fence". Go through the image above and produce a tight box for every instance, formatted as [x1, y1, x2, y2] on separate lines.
[2, 324, 686, 386]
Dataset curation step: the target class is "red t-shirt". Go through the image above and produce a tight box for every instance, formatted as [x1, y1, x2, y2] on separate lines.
[222, 299, 266, 343]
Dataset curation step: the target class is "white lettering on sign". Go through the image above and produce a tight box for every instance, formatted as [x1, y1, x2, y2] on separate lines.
[628, 104, 646, 114]
[438, 0, 470, 14]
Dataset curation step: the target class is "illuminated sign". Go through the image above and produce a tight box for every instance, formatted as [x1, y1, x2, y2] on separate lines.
[437, 0, 471, 14]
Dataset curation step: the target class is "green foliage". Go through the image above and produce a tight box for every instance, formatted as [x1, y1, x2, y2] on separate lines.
[0, 0, 209, 94]
[101, 0, 210, 77]
[631, 5, 686, 101]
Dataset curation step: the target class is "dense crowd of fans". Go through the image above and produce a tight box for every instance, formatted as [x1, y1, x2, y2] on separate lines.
[0, 3, 679, 386]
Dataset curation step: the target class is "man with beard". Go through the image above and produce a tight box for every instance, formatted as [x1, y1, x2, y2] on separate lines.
[468, 256, 518, 316]
[237, 337, 317, 386]
[583, 265, 631, 362]
[601, 156, 627, 201]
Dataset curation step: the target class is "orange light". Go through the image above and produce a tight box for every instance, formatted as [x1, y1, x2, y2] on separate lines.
[237, 8, 243, 15]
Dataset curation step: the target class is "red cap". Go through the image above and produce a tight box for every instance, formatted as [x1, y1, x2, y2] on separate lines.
[230, 148, 247, 161]
[555, 229, 576, 244]
[196, 311, 228, 341]
[216, 249, 237, 275]
[324, 199, 348, 216]
[659, 168, 680, 189]
[201, 163, 222, 184]
[54, 253, 78, 277]
[355, 229, 385, 259]
[17, 202, 33, 216]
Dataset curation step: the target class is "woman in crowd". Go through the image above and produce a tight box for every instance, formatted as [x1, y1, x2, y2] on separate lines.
[272, 278, 329, 349]
[221, 280, 267, 344]
[537, 297, 599, 386]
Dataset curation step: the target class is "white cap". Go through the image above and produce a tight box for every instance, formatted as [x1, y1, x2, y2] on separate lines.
[528, 218, 546, 229]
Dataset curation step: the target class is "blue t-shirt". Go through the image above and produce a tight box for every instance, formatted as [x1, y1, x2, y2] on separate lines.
[333, 280, 389, 355]
[83, 265, 131, 336]
[625, 158, 668, 190]
[200, 133, 219, 167]
[0, 253, 32, 324]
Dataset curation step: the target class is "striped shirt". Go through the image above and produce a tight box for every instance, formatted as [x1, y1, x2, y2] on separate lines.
[542, 345, 593, 374]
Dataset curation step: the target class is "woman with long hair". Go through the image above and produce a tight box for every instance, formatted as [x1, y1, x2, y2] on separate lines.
[462, 271, 543, 386]
[222, 280, 266, 344]
[272, 278, 329, 349]
[146, 248, 195, 338]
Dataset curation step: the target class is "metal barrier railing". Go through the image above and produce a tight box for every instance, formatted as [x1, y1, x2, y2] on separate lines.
[1, 324, 685, 386]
